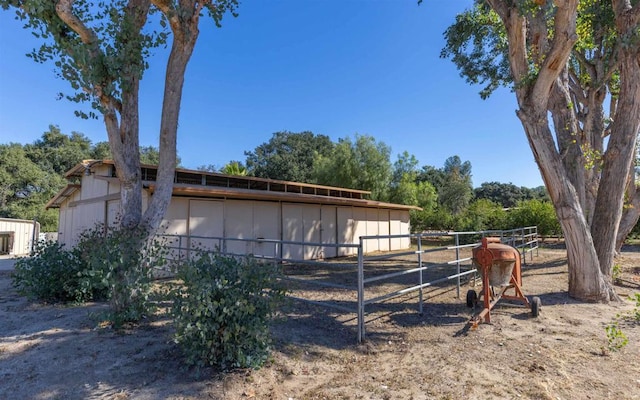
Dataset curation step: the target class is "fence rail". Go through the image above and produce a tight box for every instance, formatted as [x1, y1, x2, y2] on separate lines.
[156, 226, 538, 343]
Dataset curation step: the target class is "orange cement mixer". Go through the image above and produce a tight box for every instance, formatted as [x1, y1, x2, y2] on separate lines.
[467, 237, 541, 326]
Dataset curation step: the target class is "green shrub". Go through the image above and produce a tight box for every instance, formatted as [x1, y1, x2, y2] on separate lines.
[605, 321, 628, 351]
[604, 292, 640, 352]
[171, 253, 285, 371]
[73, 225, 168, 328]
[460, 199, 508, 232]
[508, 200, 561, 238]
[12, 239, 111, 303]
[12, 224, 169, 328]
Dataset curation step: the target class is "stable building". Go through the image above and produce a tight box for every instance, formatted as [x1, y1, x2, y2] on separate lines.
[46, 160, 417, 260]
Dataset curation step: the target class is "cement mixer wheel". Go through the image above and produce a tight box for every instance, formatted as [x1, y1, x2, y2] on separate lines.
[531, 296, 542, 317]
[466, 289, 478, 308]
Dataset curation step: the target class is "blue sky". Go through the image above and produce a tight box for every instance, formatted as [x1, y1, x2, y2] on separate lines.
[0, 0, 544, 188]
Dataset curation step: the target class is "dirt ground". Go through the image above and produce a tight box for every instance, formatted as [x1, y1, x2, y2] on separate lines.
[1, 246, 639, 400]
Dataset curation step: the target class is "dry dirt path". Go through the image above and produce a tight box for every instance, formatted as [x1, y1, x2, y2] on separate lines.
[1, 248, 639, 400]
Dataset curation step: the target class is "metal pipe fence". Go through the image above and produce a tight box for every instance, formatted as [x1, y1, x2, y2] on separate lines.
[155, 226, 538, 343]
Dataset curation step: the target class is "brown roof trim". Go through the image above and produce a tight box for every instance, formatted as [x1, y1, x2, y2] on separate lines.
[148, 183, 421, 211]
[57, 160, 420, 211]
[45, 184, 81, 209]
[65, 160, 371, 198]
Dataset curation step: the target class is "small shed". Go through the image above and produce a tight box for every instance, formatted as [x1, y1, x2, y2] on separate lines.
[0, 218, 40, 256]
[47, 160, 418, 260]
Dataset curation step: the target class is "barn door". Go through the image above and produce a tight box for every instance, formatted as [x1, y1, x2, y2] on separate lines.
[188, 200, 224, 252]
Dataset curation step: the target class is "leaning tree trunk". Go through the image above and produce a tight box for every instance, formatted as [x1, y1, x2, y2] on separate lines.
[141, 3, 202, 232]
[105, 90, 144, 230]
[488, 0, 614, 301]
[592, 0, 640, 271]
[548, 73, 587, 219]
[518, 108, 612, 302]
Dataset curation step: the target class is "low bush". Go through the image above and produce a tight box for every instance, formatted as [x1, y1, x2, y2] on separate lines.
[73, 225, 166, 328]
[604, 292, 640, 352]
[12, 241, 89, 303]
[171, 253, 285, 371]
[12, 224, 169, 328]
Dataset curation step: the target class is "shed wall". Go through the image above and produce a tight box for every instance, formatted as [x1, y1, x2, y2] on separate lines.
[0, 219, 39, 256]
[55, 170, 412, 259]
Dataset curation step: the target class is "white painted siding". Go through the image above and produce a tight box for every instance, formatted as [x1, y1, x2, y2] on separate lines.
[378, 209, 390, 252]
[353, 208, 368, 253]
[321, 205, 337, 258]
[0, 219, 39, 256]
[252, 202, 279, 258]
[337, 207, 355, 256]
[365, 208, 380, 253]
[106, 200, 120, 227]
[224, 200, 254, 256]
[282, 203, 304, 260]
[188, 199, 224, 252]
[158, 198, 189, 259]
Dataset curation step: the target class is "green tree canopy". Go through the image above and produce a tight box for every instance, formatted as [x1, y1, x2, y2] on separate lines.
[313, 134, 392, 201]
[245, 131, 334, 182]
[221, 161, 247, 176]
[0, 143, 60, 230]
[24, 126, 93, 174]
[474, 181, 547, 208]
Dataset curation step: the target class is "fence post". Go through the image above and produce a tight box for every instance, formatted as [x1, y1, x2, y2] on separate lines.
[417, 234, 423, 314]
[357, 238, 365, 343]
[521, 227, 526, 265]
[455, 232, 461, 299]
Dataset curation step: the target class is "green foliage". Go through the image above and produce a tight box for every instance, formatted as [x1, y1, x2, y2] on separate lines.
[74, 225, 166, 328]
[439, 156, 473, 215]
[460, 199, 508, 232]
[12, 224, 166, 328]
[139, 145, 182, 167]
[612, 263, 622, 284]
[440, 3, 511, 99]
[221, 161, 248, 176]
[313, 134, 392, 201]
[507, 200, 561, 238]
[12, 240, 108, 303]
[171, 253, 285, 371]
[0, 142, 60, 231]
[389, 151, 438, 211]
[474, 182, 548, 208]
[633, 293, 640, 322]
[604, 293, 640, 352]
[245, 131, 334, 182]
[24, 126, 94, 174]
[411, 207, 457, 232]
[605, 322, 629, 351]
[0, 125, 181, 231]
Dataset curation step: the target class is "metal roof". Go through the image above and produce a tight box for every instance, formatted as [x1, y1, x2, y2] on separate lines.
[45, 184, 81, 209]
[48, 160, 421, 211]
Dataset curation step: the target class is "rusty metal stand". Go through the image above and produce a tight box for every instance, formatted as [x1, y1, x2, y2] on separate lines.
[468, 237, 541, 328]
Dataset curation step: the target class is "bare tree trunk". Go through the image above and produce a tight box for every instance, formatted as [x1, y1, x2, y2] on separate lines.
[141, 41, 194, 231]
[142, 2, 203, 232]
[518, 108, 612, 302]
[549, 74, 587, 218]
[508, 0, 610, 301]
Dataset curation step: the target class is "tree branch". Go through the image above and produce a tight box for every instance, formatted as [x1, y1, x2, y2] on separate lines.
[55, 0, 98, 46]
[55, 0, 122, 115]
[486, 0, 529, 104]
[613, 0, 640, 28]
[531, 0, 579, 103]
